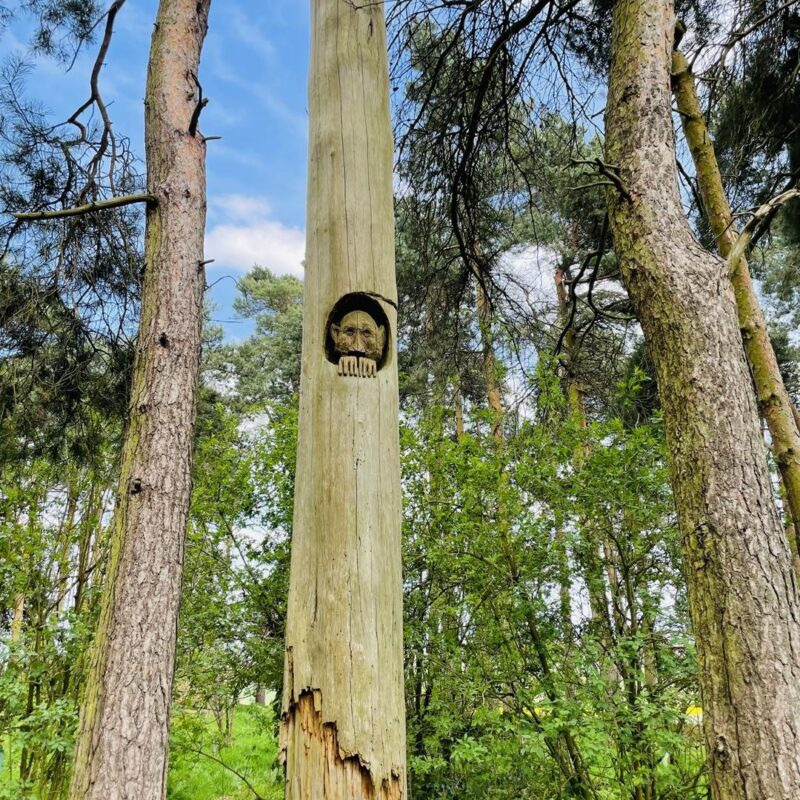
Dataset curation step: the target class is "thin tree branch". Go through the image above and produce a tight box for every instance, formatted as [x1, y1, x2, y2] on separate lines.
[571, 158, 632, 202]
[188, 73, 208, 136]
[67, 0, 128, 200]
[711, 0, 800, 74]
[13, 194, 156, 221]
[727, 188, 800, 274]
[182, 747, 266, 800]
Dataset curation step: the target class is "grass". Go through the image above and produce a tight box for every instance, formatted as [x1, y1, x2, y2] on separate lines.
[168, 703, 284, 800]
[0, 704, 283, 799]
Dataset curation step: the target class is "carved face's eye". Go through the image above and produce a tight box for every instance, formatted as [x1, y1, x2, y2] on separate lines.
[344, 327, 356, 336]
[362, 330, 373, 339]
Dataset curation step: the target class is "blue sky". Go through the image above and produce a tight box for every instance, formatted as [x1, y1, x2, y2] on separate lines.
[4, 0, 311, 340]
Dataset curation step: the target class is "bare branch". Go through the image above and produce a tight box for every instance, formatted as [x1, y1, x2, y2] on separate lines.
[188, 72, 208, 136]
[66, 0, 128, 200]
[180, 747, 266, 800]
[13, 194, 156, 221]
[571, 158, 632, 202]
[727, 188, 800, 275]
[710, 0, 800, 75]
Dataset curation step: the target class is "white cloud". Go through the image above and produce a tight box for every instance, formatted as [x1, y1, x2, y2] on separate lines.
[205, 194, 305, 277]
[213, 193, 273, 221]
[500, 244, 558, 306]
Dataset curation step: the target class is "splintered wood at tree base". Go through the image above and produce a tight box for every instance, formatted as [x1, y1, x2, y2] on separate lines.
[282, 693, 404, 800]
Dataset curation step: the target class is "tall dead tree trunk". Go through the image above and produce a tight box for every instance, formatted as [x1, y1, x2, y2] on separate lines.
[280, 1, 406, 798]
[68, 1, 211, 797]
[671, 47, 800, 568]
[605, 0, 800, 797]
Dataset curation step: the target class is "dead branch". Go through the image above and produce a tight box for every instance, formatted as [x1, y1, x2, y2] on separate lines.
[727, 188, 800, 275]
[181, 747, 266, 800]
[188, 72, 208, 136]
[13, 193, 156, 221]
[571, 158, 632, 202]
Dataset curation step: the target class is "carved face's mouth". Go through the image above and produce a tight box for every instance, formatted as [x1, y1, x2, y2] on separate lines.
[349, 349, 367, 358]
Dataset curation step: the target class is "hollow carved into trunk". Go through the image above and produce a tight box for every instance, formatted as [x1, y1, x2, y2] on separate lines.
[280, 0, 407, 797]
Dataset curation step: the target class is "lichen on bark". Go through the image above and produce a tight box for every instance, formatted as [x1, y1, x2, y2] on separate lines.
[605, 0, 800, 797]
[68, 2, 211, 798]
[671, 47, 800, 574]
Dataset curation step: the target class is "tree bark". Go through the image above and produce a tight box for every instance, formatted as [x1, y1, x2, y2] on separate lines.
[475, 273, 504, 440]
[280, 1, 406, 798]
[453, 379, 465, 439]
[671, 48, 800, 569]
[10, 592, 24, 643]
[554, 266, 588, 428]
[605, 0, 800, 797]
[68, 1, 211, 797]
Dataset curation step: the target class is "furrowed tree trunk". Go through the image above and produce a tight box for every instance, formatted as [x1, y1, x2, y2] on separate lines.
[671, 48, 800, 569]
[280, 1, 406, 798]
[68, 1, 211, 797]
[605, 0, 800, 797]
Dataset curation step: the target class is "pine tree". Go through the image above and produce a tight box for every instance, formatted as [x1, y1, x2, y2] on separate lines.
[605, 0, 800, 796]
[68, 1, 212, 797]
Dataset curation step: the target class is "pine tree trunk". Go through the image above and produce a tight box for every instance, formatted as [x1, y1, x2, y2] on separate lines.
[475, 273, 504, 439]
[605, 0, 800, 797]
[671, 48, 800, 565]
[554, 266, 588, 427]
[280, 1, 406, 797]
[68, 1, 211, 797]
[453, 378, 465, 438]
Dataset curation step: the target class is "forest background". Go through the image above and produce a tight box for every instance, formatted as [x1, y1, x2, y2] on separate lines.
[1, 0, 799, 798]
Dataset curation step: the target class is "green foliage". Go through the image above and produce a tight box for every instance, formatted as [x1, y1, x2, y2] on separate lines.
[401, 372, 703, 799]
[168, 704, 283, 800]
[204, 267, 303, 407]
[176, 397, 296, 732]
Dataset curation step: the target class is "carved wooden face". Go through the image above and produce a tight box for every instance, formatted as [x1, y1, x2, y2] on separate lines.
[331, 310, 385, 360]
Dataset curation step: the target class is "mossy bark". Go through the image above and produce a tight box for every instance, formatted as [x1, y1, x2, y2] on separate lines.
[672, 49, 800, 571]
[280, 1, 406, 797]
[68, 1, 211, 797]
[605, 0, 800, 797]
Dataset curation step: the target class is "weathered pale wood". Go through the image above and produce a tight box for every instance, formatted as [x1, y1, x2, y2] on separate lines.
[68, 1, 211, 797]
[280, 1, 406, 797]
[605, 0, 800, 797]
